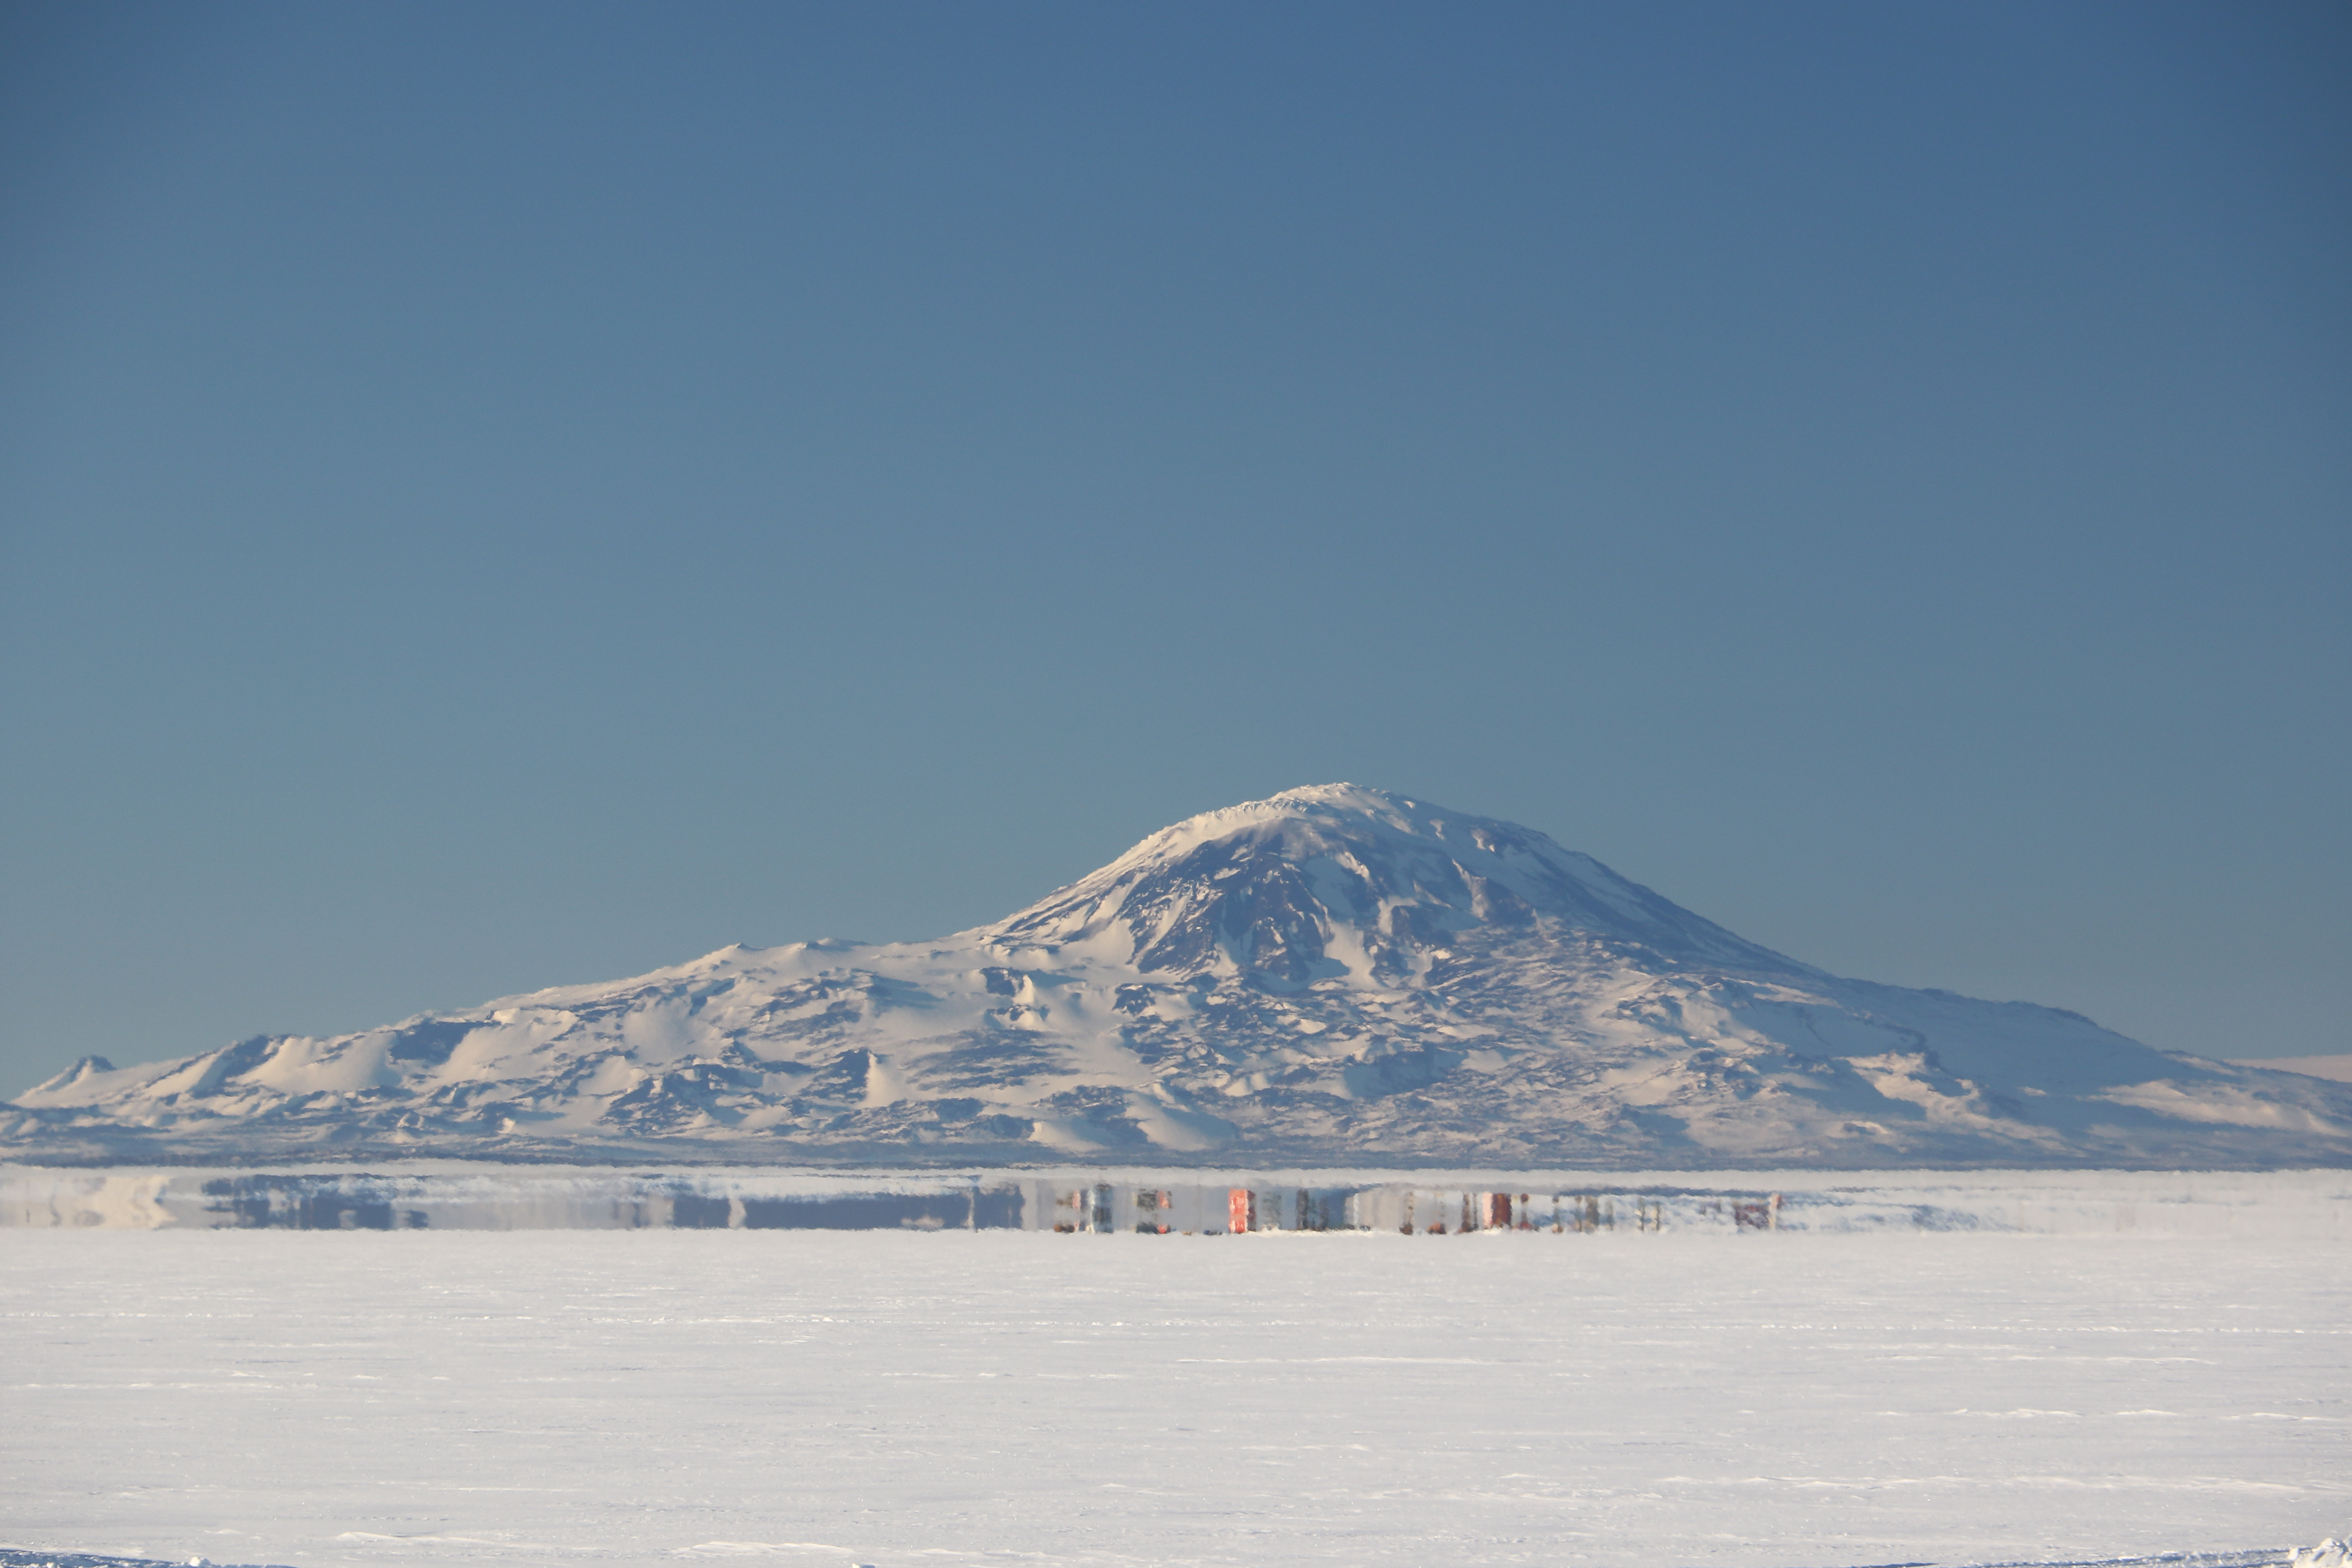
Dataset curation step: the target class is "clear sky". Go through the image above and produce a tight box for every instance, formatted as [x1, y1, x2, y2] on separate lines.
[2, 2, 2346, 1094]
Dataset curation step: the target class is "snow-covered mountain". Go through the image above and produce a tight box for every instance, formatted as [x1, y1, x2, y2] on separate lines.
[10, 784, 2348, 1167]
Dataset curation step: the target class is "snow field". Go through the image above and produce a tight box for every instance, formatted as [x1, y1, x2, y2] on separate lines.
[2, 1228, 2345, 1568]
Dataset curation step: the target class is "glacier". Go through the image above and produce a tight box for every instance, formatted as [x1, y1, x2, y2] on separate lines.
[8, 784, 2348, 1167]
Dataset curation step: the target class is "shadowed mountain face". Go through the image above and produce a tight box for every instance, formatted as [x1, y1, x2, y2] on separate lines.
[10, 784, 2349, 1168]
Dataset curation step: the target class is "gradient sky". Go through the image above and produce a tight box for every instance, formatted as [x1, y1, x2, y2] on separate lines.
[3, 3, 2347, 1094]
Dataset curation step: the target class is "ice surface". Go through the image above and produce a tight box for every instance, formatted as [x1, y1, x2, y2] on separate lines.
[3, 1224, 2344, 1568]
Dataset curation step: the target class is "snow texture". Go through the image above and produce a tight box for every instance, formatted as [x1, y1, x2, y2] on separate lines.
[3, 1218, 2345, 1568]
[2234, 1060, 2352, 1087]
[0, 1555, 295, 1568]
[9, 785, 2350, 1167]
[0, 1548, 2331, 1568]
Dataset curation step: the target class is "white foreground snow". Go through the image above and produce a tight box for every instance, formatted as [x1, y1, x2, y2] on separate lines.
[3, 1227, 2345, 1568]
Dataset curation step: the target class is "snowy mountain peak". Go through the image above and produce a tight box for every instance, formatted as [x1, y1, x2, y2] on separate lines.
[8, 786, 2349, 1168]
[25, 1055, 115, 1097]
[980, 784, 1797, 982]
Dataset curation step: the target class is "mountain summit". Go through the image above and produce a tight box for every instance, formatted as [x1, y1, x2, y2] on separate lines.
[984, 784, 1796, 979]
[11, 785, 2348, 1167]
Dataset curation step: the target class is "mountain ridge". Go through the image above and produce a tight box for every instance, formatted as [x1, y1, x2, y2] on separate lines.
[10, 784, 2349, 1168]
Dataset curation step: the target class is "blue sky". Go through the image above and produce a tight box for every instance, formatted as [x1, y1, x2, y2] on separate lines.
[2, 2, 2346, 1092]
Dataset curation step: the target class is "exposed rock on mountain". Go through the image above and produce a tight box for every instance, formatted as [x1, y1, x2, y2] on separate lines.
[10, 784, 2347, 1167]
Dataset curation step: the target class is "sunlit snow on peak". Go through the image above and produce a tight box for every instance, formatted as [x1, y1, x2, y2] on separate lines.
[9, 786, 2349, 1168]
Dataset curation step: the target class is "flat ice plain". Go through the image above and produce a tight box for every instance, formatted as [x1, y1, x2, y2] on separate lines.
[5, 1186, 2348, 1568]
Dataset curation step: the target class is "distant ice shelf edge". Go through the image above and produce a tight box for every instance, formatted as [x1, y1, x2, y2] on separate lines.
[10, 783, 2350, 1168]
[9, 1164, 2352, 1234]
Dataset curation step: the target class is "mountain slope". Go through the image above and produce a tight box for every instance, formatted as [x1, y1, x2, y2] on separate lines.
[10, 784, 2348, 1167]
